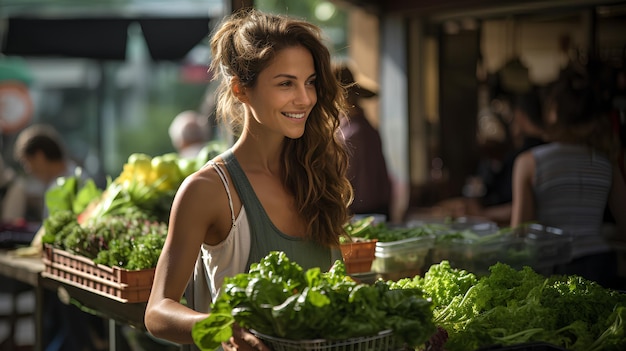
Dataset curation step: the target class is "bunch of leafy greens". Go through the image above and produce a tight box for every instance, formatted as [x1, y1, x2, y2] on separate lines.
[397, 261, 626, 351]
[42, 171, 168, 270]
[192, 251, 436, 351]
[42, 208, 167, 270]
[44, 172, 102, 216]
[344, 216, 445, 243]
[391, 260, 478, 310]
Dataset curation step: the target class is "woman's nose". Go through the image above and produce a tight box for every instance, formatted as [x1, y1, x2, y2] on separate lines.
[294, 85, 315, 106]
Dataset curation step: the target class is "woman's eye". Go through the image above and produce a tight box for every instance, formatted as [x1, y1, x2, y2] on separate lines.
[279, 81, 293, 87]
[306, 78, 317, 86]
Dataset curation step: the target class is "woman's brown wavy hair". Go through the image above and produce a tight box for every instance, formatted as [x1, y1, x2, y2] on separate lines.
[209, 8, 353, 247]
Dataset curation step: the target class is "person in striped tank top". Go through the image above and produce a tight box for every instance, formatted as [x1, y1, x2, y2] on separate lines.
[511, 66, 626, 288]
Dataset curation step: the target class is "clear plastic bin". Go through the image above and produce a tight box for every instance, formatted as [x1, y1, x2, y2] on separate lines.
[427, 224, 573, 276]
[371, 236, 435, 281]
[406, 216, 498, 236]
[427, 235, 514, 276]
[451, 216, 499, 235]
[515, 223, 573, 273]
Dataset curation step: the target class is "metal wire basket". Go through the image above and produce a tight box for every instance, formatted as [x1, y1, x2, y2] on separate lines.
[250, 329, 399, 351]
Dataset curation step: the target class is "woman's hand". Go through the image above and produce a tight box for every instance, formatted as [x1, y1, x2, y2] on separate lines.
[222, 325, 270, 351]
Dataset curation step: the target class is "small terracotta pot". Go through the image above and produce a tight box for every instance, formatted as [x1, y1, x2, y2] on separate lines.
[340, 239, 378, 274]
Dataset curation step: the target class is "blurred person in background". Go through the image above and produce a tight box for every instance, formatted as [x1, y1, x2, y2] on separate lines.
[436, 91, 546, 226]
[13, 124, 81, 216]
[168, 110, 211, 159]
[464, 91, 546, 225]
[511, 68, 626, 288]
[13, 123, 107, 351]
[335, 61, 392, 219]
[0, 153, 27, 225]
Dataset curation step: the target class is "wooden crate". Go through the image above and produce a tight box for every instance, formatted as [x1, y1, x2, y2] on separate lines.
[42, 245, 155, 303]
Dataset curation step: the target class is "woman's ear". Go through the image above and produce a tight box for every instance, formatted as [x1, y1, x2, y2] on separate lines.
[231, 78, 248, 103]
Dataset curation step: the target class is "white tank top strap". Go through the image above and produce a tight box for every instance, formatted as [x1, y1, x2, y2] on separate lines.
[209, 160, 236, 229]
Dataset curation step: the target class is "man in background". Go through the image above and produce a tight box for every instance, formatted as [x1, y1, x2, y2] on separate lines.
[13, 123, 107, 351]
[168, 110, 211, 159]
[335, 62, 392, 219]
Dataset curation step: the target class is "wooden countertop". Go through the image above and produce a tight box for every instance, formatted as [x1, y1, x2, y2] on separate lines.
[0, 249, 44, 286]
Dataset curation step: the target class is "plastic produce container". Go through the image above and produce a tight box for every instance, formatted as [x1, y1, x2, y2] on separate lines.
[406, 216, 498, 236]
[450, 216, 499, 235]
[512, 223, 573, 274]
[371, 236, 435, 281]
[427, 234, 514, 276]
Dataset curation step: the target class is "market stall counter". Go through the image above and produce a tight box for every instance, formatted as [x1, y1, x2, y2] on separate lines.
[0, 249, 45, 350]
[0, 248, 178, 351]
[39, 275, 149, 350]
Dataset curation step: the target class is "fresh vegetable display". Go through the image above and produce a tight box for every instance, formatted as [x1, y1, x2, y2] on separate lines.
[191, 251, 436, 351]
[41, 141, 228, 270]
[344, 216, 443, 243]
[80, 140, 227, 224]
[42, 208, 166, 270]
[44, 168, 102, 216]
[392, 261, 626, 351]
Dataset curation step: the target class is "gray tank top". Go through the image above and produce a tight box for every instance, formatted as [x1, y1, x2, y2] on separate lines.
[222, 150, 339, 271]
[532, 142, 612, 257]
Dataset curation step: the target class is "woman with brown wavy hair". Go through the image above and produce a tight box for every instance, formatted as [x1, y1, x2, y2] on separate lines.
[145, 8, 353, 351]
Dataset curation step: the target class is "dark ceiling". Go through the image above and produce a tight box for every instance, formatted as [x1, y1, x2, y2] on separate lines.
[336, 0, 626, 20]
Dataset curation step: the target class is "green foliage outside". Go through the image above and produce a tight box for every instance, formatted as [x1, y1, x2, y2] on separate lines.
[256, 0, 348, 56]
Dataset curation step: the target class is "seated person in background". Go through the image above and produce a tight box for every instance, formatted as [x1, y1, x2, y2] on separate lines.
[168, 110, 211, 159]
[511, 69, 626, 288]
[0, 154, 27, 225]
[335, 62, 392, 219]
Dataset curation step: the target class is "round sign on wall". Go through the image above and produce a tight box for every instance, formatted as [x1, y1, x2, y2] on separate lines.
[0, 81, 33, 134]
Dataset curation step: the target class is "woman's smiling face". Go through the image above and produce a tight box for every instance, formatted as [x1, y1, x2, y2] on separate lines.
[242, 45, 317, 140]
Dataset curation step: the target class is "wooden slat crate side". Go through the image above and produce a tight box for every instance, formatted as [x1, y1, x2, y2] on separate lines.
[43, 245, 155, 303]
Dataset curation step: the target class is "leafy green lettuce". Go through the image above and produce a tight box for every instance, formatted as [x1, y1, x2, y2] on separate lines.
[399, 261, 626, 351]
[192, 251, 436, 350]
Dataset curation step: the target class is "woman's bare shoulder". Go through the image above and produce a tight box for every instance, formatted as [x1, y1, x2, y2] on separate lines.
[178, 161, 227, 197]
[168, 161, 234, 239]
[514, 150, 534, 168]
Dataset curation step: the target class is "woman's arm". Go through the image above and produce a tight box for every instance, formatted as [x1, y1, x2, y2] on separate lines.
[144, 167, 227, 344]
[510, 151, 536, 227]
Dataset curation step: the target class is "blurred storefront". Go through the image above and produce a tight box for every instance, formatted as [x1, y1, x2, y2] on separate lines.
[0, 0, 226, 187]
[333, 0, 626, 222]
